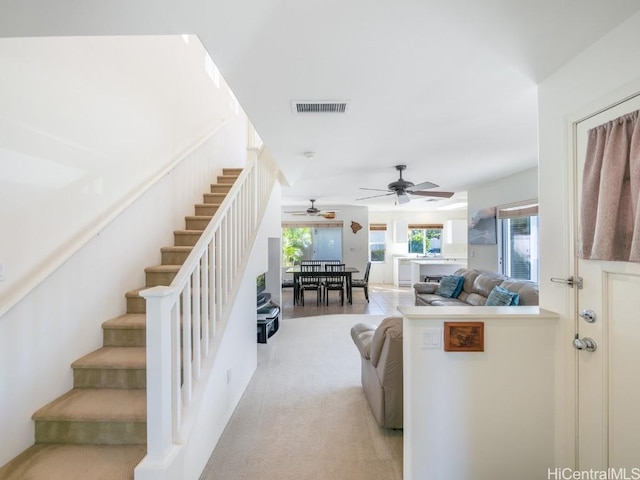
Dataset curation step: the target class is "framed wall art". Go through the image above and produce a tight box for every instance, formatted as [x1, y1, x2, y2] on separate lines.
[444, 321, 484, 352]
[468, 207, 497, 245]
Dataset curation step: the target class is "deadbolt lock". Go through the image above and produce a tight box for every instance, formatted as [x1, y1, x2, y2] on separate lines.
[579, 309, 596, 323]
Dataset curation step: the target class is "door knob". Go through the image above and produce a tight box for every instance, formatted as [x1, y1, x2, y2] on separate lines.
[573, 335, 597, 352]
[579, 309, 596, 323]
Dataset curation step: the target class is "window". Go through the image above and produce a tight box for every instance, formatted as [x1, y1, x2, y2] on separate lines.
[369, 224, 387, 262]
[408, 224, 443, 256]
[281, 222, 343, 266]
[499, 202, 539, 282]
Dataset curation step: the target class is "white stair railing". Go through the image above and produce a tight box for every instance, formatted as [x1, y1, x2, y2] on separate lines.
[139, 147, 277, 466]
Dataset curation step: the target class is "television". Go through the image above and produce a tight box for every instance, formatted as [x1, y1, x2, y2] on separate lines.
[256, 273, 269, 307]
[256, 273, 266, 295]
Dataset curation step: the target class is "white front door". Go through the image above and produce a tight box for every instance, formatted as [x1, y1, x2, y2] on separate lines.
[574, 94, 640, 470]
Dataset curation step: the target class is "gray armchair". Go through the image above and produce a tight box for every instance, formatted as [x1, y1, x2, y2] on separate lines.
[350, 316, 403, 429]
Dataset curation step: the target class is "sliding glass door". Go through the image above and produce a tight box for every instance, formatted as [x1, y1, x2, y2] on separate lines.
[312, 227, 341, 260]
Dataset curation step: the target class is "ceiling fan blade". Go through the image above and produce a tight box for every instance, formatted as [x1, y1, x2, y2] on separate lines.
[284, 210, 307, 213]
[410, 191, 455, 199]
[409, 181, 439, 191]
[356, 192, 395, 201]
[359, 187, 393, 192]
[397, 192, 411, 204]
[320, 212, 336, 219]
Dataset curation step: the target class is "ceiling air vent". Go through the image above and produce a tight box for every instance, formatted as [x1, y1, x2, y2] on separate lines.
[291, 100, 350, 114]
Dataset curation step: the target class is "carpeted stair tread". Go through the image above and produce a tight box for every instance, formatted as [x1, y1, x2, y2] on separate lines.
[173, 230, 204, 246]
[217, 175, 239, 184]
[144, 264, 181, 274]
[194, 203, 219, 209]
[185, 215, 213, 230]
[72, 347, 146, 370]
[102, 313, 146, 330]
[210, 184, 232, 193]
[125, 288, 145, 297]
[194, 204, 219, 216]
[0, 444, 146, 480]
[33, 389, 146, 422]
[124, 287, 150, 300]
[161, 246, 193, 265]
[161, 245, 193, 252]
[124, 289, 146, 314]
[202, 193, 226, 204]
[144, 264, 180, 287]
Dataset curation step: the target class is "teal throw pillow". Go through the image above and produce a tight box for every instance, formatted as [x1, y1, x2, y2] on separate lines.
[486, 285, 520, 306]
[435, 275, 465, 298]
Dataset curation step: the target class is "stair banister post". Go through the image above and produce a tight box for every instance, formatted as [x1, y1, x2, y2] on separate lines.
[140, 285, 178, 459]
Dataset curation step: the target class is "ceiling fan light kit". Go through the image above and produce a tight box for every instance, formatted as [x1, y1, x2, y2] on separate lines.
[284, 199, 338, 219]
[357, 164, 454, 204]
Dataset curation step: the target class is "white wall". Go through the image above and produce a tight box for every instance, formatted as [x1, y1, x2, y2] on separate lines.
[0, 35, 237, 310]
[467, 167, 538, 272]
[0, 112, 249, 466]
[368, 209, 468, 284]
[537, 11, 640, 467]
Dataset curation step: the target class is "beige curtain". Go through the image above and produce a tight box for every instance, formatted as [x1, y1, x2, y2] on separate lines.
[580, 110, 640, 261]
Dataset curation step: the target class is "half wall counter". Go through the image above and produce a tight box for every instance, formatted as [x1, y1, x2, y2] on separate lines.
[399, 305, 559, 480]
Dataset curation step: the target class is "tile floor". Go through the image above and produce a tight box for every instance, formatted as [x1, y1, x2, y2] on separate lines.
[280, 283, 415, 319]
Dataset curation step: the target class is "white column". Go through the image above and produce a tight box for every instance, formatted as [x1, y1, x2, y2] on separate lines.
[140, 285, 177, 460]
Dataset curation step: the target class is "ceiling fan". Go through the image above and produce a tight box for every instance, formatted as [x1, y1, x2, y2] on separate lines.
[284, 199, 338, 219]
[356, 165, 455, 205]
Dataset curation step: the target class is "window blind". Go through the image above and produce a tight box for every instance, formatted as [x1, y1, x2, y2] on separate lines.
[498, 201, 538, 219]
[408, 223, 443, 229]
[369, 223, 387, 231]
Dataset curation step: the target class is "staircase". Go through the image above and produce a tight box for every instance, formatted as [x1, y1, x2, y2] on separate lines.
[0, 168, 242, 480]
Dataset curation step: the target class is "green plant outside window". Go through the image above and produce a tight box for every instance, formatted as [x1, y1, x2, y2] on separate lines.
[282, 227, 312, 267]
[408, 228, 442, 255]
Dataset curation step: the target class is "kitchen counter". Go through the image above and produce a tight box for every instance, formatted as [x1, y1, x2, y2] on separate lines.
[408, 258, 466, 264]
[393, 256, 468, 286]
[408, 258, 467, 284]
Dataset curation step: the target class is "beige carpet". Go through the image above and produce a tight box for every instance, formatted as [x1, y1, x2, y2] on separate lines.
[199, 314, 403, 480]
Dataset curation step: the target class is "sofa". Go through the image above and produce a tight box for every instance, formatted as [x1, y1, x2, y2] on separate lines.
[413, 268, 539, 306]
[350, 316, 403, 429]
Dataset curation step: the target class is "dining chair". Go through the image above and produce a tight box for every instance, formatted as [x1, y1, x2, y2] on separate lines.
[351, 261, 371, 302]
[282, 277, 297, 302]
[299, 263, 322, 306]
[323, 263, 346, 305]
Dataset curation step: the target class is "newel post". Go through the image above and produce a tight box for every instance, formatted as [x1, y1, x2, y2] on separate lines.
[140, 285, 176, 460]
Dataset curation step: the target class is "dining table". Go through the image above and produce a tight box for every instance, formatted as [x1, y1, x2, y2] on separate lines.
[286, 266, 359, 305]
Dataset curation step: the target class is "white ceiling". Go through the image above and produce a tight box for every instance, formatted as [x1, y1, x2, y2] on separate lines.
[2, 0, 640, 212]
[196, 0, 640, 212]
